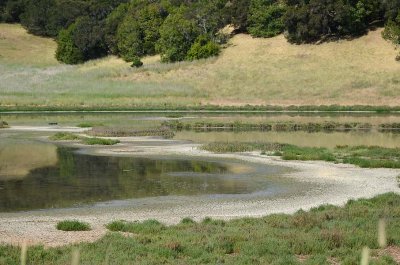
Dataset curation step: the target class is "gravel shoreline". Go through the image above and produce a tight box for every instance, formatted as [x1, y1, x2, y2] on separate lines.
[0, 131, 399, 247]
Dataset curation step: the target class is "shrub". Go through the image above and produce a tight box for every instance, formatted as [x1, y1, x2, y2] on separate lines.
[56, 220, 91, 231]
[382, 17, 400, 45]
[0, 121, 9, 128]
[131, 56, 143, 68]
[180, 217, 196, 225]
[157, 9, 199, 62]
[56, 23, 84, 64]
[247, 0, 286, 38]
[186, 35, 220, 61]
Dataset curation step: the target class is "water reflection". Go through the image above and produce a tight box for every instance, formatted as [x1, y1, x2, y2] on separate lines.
[0, 142, 58, 180]
[0, 147, 272, 212]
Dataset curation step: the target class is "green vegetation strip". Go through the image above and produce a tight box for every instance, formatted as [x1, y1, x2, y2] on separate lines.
[50, 132, 120, 145]
[56, 220, 91, 232]
[1, 105, 400, 113]
[201, 142, 400, 168]
[89, 127, 175, 139]
[164, 121, 378, 132]
[1, 194, 399, 264]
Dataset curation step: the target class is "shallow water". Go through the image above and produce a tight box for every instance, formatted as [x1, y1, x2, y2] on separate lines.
[0, 137, 284, 212]
[2, 112, 400, 148]
[1, 112, 399, 212]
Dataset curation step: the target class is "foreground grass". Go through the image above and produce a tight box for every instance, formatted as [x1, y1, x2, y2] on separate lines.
[202, 142, 400, 168]
[0, 193, 399, 264]
[56, 220, 91, 232]
[1, 24, 400, 110]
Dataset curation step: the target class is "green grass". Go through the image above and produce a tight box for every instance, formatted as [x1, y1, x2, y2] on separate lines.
[106, 220, 165, 234]
[49, 132, 81, 141]
[1, 24, 400, 110]
[81, 137, 120, 145]
[201, 142, 400, 168]
[56, 220, 91, 232]
[1, 193, 399, 264]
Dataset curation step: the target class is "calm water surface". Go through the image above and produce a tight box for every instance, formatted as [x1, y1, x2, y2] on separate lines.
[0, 137, 283, 212]
[1, 112, 399, 211]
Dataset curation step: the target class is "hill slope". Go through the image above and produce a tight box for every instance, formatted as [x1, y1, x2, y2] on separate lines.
[0, 23, 399, 109]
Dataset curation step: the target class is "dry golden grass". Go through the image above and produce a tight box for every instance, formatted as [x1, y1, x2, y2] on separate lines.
[125, 29, 400, 106]
[0, 23, 399, 108]
[0, 24, 58, 67]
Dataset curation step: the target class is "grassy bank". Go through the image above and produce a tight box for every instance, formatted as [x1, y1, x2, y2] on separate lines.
[201, 142, 400, 168]
[1, 24, 400, 110]
[0, 193, 399, 264]
[50, 133, 120, 145]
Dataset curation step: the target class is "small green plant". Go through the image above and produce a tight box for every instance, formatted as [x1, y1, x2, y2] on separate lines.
[50, 132, 81, 141]
[165, 113, 184, 118]
[106, 219, 165, 234]
[76, 122, 104, 128]
[180, 217, 196, 225]
[56, 220, 91, 231]
[82, 137, 120, 145]
[130, 56, 143, 68]
[0, 121, 9, 128]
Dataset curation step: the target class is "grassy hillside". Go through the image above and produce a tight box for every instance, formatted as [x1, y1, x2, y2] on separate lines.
[0, 23, 399, 110]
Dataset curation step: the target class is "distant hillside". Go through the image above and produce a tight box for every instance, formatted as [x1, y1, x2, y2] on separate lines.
[0, 23, 399, 110]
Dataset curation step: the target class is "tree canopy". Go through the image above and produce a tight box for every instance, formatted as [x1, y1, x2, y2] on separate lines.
[1, 0, 399, 64]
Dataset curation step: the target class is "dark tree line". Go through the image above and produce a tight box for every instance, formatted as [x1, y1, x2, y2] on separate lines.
[1, 0, 399, 65]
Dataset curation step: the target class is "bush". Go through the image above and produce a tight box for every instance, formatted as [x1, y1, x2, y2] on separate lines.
[186, 35, 220, 61]
[56, 220, 91, 231]
[56, 23, 85, 64]
[0, 121, 9, 128]
[180, 217, 196, 225]
[2, 0, 25, 22]
[382, 16, 400, 45]
[247, 0, 286, 38]
[157, 9, 199, 62]
[130, 56, 143, 68]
